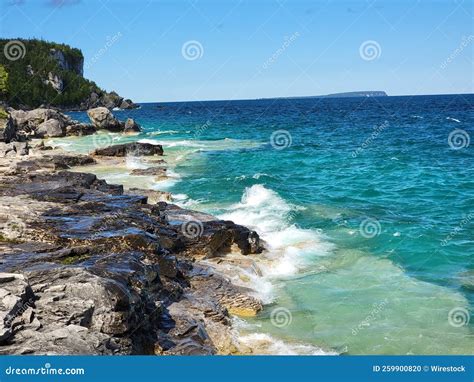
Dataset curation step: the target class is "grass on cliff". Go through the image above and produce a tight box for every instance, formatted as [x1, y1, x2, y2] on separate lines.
[0, 38, 101, 109]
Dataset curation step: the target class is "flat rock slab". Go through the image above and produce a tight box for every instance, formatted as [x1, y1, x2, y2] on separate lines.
[92, 142, 163, 157]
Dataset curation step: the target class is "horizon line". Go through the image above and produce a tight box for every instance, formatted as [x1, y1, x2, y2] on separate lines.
[134, 91, 474, 104]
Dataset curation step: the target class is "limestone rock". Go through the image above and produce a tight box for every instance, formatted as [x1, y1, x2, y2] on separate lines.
[35, 119, 65, 138]
[87, 107, 122, 131]
[123, 118, 141, 133]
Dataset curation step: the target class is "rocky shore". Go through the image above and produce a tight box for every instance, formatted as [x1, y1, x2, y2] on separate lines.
[0, 108, 267, 355]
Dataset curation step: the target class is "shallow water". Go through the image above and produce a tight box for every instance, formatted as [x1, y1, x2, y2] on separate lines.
[56, 95, 474, 354]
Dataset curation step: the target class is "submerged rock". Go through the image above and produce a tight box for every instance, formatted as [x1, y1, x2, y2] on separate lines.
[131, 167, 167, 180]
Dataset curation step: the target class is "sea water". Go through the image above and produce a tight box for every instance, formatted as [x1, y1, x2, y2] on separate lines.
[57, 94, 474, 354]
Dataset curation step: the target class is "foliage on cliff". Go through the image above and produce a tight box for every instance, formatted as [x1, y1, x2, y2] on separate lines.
[0, 39, 101, 109]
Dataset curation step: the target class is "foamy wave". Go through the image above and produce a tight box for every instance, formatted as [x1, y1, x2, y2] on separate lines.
[446, 117, 461, 123]
[237, 333, 336, 355]
[219, 185, 334, 280]
[147, 130, 180, 136]
[139, 138, 263, 151]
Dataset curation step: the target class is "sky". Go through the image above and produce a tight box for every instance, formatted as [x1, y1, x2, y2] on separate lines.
[1, 0, 473, 102]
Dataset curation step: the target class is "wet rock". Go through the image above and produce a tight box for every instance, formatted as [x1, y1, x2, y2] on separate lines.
[127, 188, 172, 204]
[0, 148, 264, 355]
[130, 167, 167, 180]
[92, 142, 163, 157]
[158, 203, 264, 259]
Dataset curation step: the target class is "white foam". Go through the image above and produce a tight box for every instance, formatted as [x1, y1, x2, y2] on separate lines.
[446, 117, 461, 123]
[147, 130, 179, 136]
[237, 333, 336, 355]
[171, 193, 188, 201]
[125, 155, 148, 170]
[219, 185, 334, 281]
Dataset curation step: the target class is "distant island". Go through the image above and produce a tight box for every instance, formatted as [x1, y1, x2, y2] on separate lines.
[283, 91, 388, 100]
[323, 91, 387, 98]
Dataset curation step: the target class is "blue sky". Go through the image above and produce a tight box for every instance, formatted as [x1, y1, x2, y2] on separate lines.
[1, 0, 473, 102]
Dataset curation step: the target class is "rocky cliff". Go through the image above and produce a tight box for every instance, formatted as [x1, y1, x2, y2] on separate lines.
[0, 39, 137, 111]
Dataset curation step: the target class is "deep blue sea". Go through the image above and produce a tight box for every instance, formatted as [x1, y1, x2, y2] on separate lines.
[61, 94, 474, 354]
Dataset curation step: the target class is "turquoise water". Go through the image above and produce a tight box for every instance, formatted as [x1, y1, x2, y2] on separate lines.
[61, 95, 473, 354]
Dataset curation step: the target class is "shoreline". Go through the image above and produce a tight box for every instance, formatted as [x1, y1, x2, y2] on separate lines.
[0, 135, 265, 354]
[0, 127, 329, 355]
[54, 138, 335, 356]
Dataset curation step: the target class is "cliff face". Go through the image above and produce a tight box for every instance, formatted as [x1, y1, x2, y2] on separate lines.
[0, 39, 136, 110]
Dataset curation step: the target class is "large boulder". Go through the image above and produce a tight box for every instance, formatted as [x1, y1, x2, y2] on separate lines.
[92, 142, 163, 157]
[9, 108, 72, 135]
[123, 118, 141, 133]
[35, 119, 65, 138]
[87, 107, 122, 131]
[66, 123, 96, 137]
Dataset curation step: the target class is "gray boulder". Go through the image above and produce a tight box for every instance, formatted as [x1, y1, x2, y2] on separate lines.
[87, 107, 122, 131]
[123, 118, 141, 133]
[35, 119, 65, 138]
[66, 123, 96, 137]
[10, 108, 72, 133]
